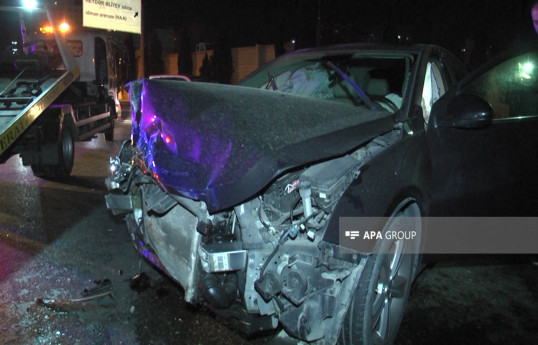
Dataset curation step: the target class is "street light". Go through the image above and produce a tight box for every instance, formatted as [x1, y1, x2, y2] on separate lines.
[59, 21, 70, 33]
[22, 0, 38, 10]
[519, 62, 534, 80]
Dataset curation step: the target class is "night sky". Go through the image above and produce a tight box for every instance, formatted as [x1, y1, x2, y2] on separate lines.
[143, 0, 536, 56]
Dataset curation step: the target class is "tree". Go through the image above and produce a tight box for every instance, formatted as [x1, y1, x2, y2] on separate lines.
[212, 30, 234, 84]
[146, 30, 164, 76]
[124, 37, 137, 82]
[177, 26, 193, 76]
[199, 52, 213, 80]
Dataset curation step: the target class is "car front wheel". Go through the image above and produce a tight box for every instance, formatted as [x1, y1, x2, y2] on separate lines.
[339, 202, 422, 345]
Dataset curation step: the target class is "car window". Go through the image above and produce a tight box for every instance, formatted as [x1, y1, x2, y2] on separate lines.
[241, 52, 416, 113]
[462, 52, 538, 119]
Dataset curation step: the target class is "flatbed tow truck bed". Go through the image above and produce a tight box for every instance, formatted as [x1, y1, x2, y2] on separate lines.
[0, 65, 78, 156]
[0, 6, 117, 179]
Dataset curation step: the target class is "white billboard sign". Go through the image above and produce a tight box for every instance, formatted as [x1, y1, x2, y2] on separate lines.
[83, 0, 141, 34]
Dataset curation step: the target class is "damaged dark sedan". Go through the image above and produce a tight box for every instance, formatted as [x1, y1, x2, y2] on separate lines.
[105, 43, 538, 344]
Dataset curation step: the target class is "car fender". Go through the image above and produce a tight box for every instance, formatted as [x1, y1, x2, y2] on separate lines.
[321, 132, 429, 253]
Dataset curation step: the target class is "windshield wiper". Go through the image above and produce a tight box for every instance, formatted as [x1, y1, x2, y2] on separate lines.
[325, 61, 381, 111]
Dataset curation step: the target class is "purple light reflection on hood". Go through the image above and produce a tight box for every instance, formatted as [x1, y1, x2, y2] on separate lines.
[130, 79, 395, 212]
[135, 79, 238, 203]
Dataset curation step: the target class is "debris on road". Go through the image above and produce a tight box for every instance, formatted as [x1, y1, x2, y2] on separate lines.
[35, 279, 115, 312]
[129, 272, 152, 293]
[82, 279, 113, 298]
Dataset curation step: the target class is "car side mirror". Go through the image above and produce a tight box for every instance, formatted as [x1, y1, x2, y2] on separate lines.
[434, 94, 493, 129]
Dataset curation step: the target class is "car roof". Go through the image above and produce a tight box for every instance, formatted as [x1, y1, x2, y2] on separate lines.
[288, 42, 434, 55]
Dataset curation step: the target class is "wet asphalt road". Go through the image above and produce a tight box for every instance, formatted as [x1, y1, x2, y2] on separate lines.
[0, 119, 537, 344]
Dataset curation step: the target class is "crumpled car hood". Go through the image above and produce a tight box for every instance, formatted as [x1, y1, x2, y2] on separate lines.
[129, 79, 394, 212]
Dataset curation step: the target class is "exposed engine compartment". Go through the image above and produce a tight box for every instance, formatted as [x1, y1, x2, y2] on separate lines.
[105, 127, 400, 342]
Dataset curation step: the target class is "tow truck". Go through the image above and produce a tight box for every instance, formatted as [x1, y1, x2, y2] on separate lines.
[0, 6, 118, 179]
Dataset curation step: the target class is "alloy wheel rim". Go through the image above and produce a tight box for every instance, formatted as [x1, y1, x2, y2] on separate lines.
[370, 208, 420, 345]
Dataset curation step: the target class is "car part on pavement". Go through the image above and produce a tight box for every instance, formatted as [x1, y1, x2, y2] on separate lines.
[35, 279, 114, 312]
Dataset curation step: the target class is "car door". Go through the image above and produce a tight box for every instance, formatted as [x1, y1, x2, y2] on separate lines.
[427, 45, 538, 216]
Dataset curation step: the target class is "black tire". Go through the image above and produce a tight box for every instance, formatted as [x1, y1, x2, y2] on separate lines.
[339, 202, 421, 345]
[31, 123, 75, 180]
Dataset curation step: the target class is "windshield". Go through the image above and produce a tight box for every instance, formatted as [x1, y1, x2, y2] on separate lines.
[240, 50, 416, 112]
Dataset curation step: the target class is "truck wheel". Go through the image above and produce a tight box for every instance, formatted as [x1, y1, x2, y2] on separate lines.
[339, 202, 421, 345]
[31, 124, 75, 180]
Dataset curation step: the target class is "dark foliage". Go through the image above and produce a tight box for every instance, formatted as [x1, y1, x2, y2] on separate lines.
[177, 26, 194, 76]
[146, 30, 164, 77]
[199, 52, 213, 80]
[212, 31, 234, 84]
